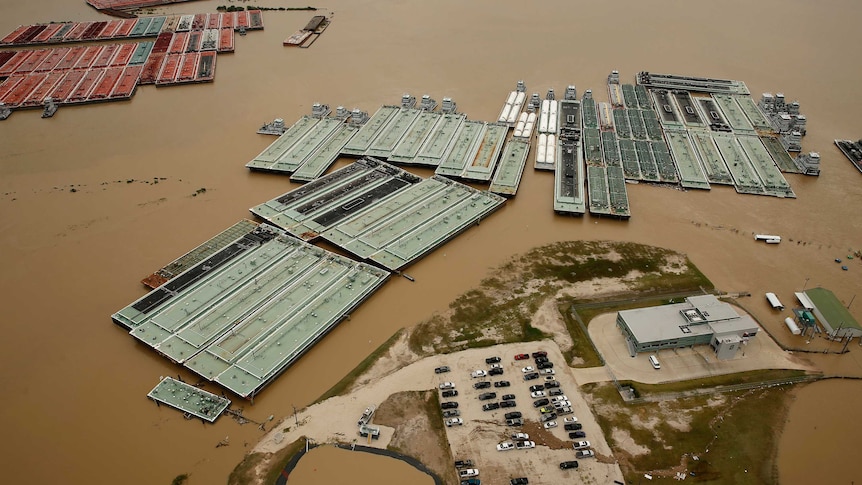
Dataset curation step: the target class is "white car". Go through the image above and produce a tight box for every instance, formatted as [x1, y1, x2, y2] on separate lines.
[511, 432, 530, 440]
[563, 416, 578, 423]
[543, 420, 558, 429]
[541, 368, 555, 375]
[459, 468, 479, 478]
[496, 441, 515, 451]
[471, 370, 487, 378]
[521, 366, 535, 373]
[573, 440, 591, 450]
[515, 440, 536, 450]
[530, 390, 546, 398]
[551, 395, 568, 403]
[553, 400, 571, 408]
[439, 382, 455, 390]
[557, 406, 573, 415]
[446, 418, 463, 427]
[489, 363, 502, 370]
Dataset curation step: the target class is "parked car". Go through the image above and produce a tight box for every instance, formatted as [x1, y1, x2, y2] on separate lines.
[446, 418, 464, 427]
[493, 380, 510, 388]
[543, 420, 557, 429]
[563, 416, 578, 423]
[506, 418, 524, 426]
[489, 363, 503, 370]
[515, 440, 536, 450]
[459, 468, 479, 478]
[442, 409, 460, 418]
[541, 412, 557, 422]
[471, 370, 487, 378]
[530, 390, 546, 398]
[439, 382, 455, 390]
[511, 432, 530, 440]
[504, 411, 522, 420]
[489, 367, 504, 376]
[441, 401, 459, 410]
[569, 431, 586, 439]
[482, 402, 500, 411]
[531, 351, 547, 358]
[564, 423, 583, 431]
[521, 366, 535, 373]
[523, 372, 539, 381]
[560, 460, 579, 469]
[544, 380, 560, 389]
[544, 375, 556, 381]
[539, 406, 555, 414]
[575, 450, 595, 459]
[434, 366, 450, 374]
[485, 356, 502, 364]
[552, 395, 568, 403]
[501, 394, 516, 401]
[548, 388, 564, 396]
[538, 361, 554, 369]
[557, 406, 573, 415]
[500, 400, 516, 408]
[553, 400, 571, 408]
[496, 441, 515, 451]
[573, 440, 591, 450]
[514, 353, 529, 360]
[534, 356, 549, 364]
[474, 381, 491, 389]
[478, 392, 496, 401]
[454, 459, 474, 468]
[460, 479, 480, 485]
[541, 368, 555, 375]
[510, 478, 529, 485]
[442, 389, 458, 398]
[533, 398, 549, 407]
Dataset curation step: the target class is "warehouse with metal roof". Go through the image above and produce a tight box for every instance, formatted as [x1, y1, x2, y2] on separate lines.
[616, 294, 759, 360]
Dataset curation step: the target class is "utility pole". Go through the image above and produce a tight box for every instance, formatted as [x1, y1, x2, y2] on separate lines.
[292, 404, 299, 426]
[802, 277, 810, 292]
[848, 294, 856, 310]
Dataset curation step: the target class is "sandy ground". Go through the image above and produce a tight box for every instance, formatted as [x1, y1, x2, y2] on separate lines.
[253, 293, 811, 484]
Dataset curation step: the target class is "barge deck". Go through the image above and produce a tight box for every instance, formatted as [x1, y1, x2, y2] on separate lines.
[250, 157, 506, 271]
[489, 138, 530, 196]
[113, 223, 389, 399]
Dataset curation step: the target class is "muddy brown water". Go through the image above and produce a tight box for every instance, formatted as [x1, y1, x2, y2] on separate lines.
[1, 0, 861, 483]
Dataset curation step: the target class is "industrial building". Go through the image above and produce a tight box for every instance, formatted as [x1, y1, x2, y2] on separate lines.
[804, 287, 862, 339]
[616, 295, 759, 360]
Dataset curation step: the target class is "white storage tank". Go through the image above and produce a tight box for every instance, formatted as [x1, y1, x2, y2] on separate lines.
[537, 134, 548, 163]
[784, 317, 802, 335]
[539, 110, 549, 133]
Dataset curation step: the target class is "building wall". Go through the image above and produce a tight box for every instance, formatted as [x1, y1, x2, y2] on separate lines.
[617, 314, 713, 353]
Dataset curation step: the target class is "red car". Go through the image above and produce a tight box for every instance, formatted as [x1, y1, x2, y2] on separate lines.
[514, 353, 529, 360]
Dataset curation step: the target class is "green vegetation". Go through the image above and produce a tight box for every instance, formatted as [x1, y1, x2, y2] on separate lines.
[228, 436, 307, 485]
[408, 240, 711, 358]
[315, 329, 404, 403]
[558, 303, 603, 367]
[583, 380, 798, 483]
[620, 369, 811, 397]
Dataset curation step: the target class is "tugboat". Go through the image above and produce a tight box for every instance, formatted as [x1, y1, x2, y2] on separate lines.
[419, 94, 437, 111]
[0, 102, 11, 120]
[257, 118, 286, 135]
[401, 94, 416, 109]
[441, 97, 458, 114]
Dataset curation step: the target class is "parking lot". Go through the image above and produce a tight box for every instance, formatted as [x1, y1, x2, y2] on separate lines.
[434, 343, 624, 484]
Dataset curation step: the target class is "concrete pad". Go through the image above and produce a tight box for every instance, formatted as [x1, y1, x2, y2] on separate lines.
[588, 310, 812, 385]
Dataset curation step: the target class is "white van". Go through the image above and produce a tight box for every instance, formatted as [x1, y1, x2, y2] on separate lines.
[649, 355, 661, 369]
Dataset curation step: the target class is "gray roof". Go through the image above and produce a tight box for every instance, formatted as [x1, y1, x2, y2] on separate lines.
[619, 294, 758, 344]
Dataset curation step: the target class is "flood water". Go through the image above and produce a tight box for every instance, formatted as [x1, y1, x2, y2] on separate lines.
[0, 0, 860, 484]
